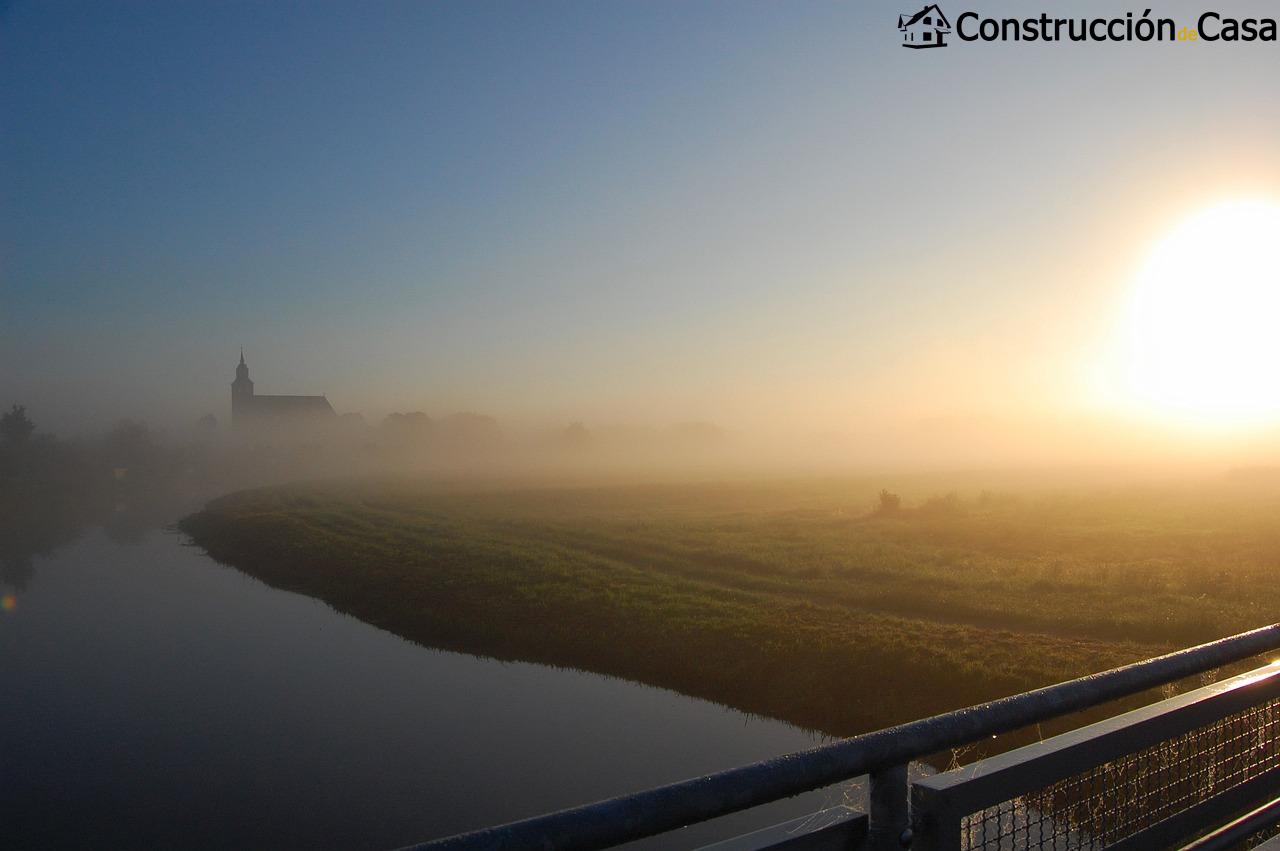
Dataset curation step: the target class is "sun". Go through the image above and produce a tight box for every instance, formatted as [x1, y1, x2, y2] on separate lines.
[1122, 199, 1280, 428]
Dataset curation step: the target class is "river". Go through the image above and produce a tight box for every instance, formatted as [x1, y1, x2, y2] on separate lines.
[2, 521, 861, 849]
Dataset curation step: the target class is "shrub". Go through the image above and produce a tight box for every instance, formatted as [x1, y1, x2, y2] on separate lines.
[918, 492, 965, 519]
[875, 489, 902, 516]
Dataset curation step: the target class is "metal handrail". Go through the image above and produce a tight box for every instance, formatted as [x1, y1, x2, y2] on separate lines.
[913, 661, 1280, 851]
[1179, 795, 1280, 850]
[403, 624, 1280, 851]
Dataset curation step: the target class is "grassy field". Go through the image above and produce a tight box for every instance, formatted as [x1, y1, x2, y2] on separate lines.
[179, 474, 1280, 737]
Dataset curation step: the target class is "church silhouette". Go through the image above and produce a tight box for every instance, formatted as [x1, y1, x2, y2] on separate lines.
[231, 350, 335, 427]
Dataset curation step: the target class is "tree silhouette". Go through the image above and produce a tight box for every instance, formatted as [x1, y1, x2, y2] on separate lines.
[1, 405, 35, 445]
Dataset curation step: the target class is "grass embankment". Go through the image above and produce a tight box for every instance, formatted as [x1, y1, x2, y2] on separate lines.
[179, 477, 1280, 736]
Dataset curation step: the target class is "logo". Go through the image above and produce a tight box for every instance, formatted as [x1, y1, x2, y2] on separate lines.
[899, 4, 952, 48]
[895, 8, 1278, 47]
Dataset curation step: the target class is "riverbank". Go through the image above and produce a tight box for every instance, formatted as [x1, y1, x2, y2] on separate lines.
[179, 476, 1280, 736]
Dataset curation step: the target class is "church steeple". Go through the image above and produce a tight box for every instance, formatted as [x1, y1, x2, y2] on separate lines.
[232, 348, 254, 425]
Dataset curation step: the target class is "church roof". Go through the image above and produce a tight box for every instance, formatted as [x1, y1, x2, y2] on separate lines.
[247, 394, 336, 416]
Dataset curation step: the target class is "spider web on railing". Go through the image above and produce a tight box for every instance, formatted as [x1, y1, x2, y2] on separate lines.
[959, 697, 1280, 850]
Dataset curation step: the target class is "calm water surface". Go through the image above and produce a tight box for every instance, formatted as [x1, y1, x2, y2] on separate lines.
[2, 525, 861, 850]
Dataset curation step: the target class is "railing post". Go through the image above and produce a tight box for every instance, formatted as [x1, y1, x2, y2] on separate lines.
[868, 763, 910, 850]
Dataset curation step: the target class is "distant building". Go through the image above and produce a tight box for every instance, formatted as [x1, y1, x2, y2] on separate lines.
[231, 350, 335, 427]
[899, 4, 951, 48]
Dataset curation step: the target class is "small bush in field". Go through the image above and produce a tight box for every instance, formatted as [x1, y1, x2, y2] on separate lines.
[918, 492, 965, 519]
[875, 489, 901, 516]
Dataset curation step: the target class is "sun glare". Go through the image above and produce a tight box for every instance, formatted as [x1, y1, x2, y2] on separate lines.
[1123, 199, 1280, 428]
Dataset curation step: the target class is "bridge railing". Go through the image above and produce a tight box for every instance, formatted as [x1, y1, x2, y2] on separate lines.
[402, 624, 1280, 851]
[912, 661, 1280, 850]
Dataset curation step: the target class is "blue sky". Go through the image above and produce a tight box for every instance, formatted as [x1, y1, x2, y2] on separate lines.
[4, 1, 1280, 443]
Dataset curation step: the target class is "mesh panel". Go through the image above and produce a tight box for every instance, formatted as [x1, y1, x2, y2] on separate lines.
[959, 697, 1280, 850]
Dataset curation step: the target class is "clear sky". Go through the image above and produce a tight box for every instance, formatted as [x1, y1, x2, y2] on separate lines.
[4, 1, 1280, 460]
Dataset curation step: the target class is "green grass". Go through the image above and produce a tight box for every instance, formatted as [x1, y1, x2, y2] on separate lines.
[179, 475, 1280, 737]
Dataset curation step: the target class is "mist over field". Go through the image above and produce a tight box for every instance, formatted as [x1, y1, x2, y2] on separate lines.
[6, 2, 1280, 479]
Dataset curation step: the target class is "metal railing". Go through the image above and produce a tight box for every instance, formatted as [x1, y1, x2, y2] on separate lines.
[1180, 795, 1280, 851]
[914, 662, 1280, 850]
[401, 624, 1280, 851]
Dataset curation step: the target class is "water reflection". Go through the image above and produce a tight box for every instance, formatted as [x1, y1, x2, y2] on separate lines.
[1, 513, 854, 849]
[0, 487, 178, 593]
[1, 496, 90, 591]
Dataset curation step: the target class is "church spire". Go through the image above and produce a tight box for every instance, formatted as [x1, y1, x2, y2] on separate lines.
[232, 347, 254, 426]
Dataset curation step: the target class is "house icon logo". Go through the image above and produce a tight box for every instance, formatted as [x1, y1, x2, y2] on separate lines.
[898, 4, 952, 48]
